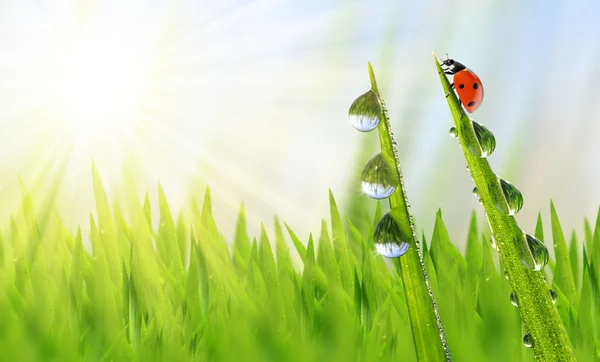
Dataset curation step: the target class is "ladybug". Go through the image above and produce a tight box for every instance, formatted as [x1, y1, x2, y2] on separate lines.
[441, 57, 484, 113]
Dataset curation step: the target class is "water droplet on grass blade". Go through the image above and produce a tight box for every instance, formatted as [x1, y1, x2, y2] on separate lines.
[522, 233, 549, 271]
[374, 212, 410, 258]
[496, 178, 523, 215]
[490, 235, 497, 250]
[510, 291, 519, 307]
[550, 289, 557, 303]
[449, 127, 457, 138]
[361, 153, 396, 199]
[348, 90, 381, 132]
[472, 121, 496, 157]
[504, 270, 509, 280]
[472, 187, 482, 205]
[523, 334, 533, 348]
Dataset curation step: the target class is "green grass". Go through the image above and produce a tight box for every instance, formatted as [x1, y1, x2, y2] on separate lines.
[0, 163, 598, 361]
[363, 63, 449, 361]
[434, 54, 579, 361]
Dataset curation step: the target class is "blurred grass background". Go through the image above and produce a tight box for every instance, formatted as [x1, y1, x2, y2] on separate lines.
[0, 0, 599, 246]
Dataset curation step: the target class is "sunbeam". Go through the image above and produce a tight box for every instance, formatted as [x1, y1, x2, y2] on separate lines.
[0, 0, 337, 238]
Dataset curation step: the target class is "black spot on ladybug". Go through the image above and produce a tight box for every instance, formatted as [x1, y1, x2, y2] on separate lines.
[468, 101, 476, 107]
[473, 83, 479, 89]
[458, 84, 465, 89]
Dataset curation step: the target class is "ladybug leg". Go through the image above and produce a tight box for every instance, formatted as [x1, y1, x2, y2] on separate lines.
[445, 83, 455, 98]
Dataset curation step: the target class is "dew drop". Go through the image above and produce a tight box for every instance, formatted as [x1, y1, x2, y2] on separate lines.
[472, 187, 483, 205]
[523, 334, 533, 348]
[348, 90, 381, 132]
[374, 212, 410, 258]
[449, 127, 458, 138]
[522, 233, 549, 271]
[490, 235, 497, 250]
[504, 270, 509, 280]
[510, 291, 519, 307]
[361, 153, 396, 199]
[496, 178, 523, 215]
[472, 121, 496, 157]
[549, 289, 557, 303]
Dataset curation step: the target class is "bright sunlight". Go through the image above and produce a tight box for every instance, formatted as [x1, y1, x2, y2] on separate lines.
[41, 24, 157, 149]
[0, 2, 334, 237]
[0, 4, 179, 230]
[55, 32, 150, 139]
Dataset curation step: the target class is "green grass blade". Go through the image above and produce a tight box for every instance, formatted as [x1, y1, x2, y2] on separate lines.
[317, 220, 340, 284]
[430, 210, 467, 280]
[285, 222, 307, 261]
[274, 216, 294, 278]
[233, 204, 251, 276]
[157, 183, 184, 278]
[550, 202, 578, 306]
[274, 216, 297, 325]
[367, 62, 450, 361]
[328, 190, 354, 293]
[591, 208, 600, 299]
[465, 211, 482, 275]
[91, 163, 121, 291]
[143, 192, 152, 228]
[18, 178, 41, 256]
[301, 235, 316, 336]
[535, 213, 544, 242]
[569, 231, 580, 291]
[258, 223, 279, 291]
[434, 54, 575, 361]
[575, 261, 594, 360]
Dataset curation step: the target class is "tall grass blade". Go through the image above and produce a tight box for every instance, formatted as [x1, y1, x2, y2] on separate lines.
[435, 53, 575, 361]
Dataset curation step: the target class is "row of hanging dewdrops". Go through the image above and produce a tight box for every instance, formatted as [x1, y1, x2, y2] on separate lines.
[447, 69, 554, 351]
[347, 89, 410, 258]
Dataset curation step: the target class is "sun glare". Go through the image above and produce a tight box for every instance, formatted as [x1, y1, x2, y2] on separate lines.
[52, 31, 154, 144]
[59, 39, 147, 132]
[0, 6, 177, 230]
[0, 2, 320, 238]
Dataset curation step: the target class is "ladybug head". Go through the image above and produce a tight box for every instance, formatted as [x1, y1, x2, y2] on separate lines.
[441, 56, 466, 74]
[441, 53, 453, 65]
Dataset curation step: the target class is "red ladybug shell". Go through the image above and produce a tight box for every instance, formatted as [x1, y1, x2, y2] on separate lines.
[453, 69, 484, 113]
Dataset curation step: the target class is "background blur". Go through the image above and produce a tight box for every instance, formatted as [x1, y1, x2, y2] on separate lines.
[1, 0, 599, 248]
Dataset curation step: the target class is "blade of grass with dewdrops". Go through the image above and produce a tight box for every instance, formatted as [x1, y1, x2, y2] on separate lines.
[368, 62, 451, 362]
[434, 53, 576, 361]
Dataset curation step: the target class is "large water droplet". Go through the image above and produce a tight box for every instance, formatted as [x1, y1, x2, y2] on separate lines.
[497, 178, 523, 215]
[361, 153, 396, 199]
[374, 212, 410, 258]
[449, 127, 458, 138]
[510, 291, 519, 307]
[523, 334, 533, 348]
[549, 289, 557, 304]
[473, 121, 496, 157]
[348, 90, 381, 132]
[522, 233, 549, 271]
